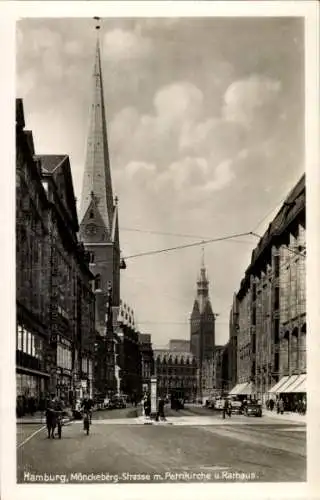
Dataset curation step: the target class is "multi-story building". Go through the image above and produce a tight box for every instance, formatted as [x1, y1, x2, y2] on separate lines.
[229, 174, 306, 402]
[212, 345, 225, 394]
[228, 294, 238, 390]
[16, 99, 50, 408]
[154, 349, 197, 401]
[78, 29, 125, 396]
[16, 99, 95, 411]
[221, 343, 230, 393]
[169, 339, 190, 352]
[114, 301, 142, 401]
[190, 254, 216, 397]
[139, 333, 154, 392]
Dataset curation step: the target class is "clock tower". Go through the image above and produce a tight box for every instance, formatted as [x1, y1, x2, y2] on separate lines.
[78, 22, 121, 395]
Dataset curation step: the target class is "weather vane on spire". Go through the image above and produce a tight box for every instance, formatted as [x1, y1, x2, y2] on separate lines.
[93, 16, 101, 30]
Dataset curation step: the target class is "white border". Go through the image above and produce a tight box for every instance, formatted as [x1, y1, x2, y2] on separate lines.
[1, 2, 319, 500]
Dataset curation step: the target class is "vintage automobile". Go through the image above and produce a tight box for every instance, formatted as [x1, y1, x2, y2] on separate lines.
[108, 396, 126, 409]
[214, 399, 225, 411]
[230, 399, 243, 414]
[244, 402, 262, 417]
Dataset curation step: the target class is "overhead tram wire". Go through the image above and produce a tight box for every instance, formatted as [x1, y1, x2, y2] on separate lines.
[122, 231, 254, 261]
[120, 226, 254, 244]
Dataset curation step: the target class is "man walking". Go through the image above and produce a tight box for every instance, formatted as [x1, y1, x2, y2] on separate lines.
[157, 396, 166, 421]
[279, 398, 284, 415]
[222, 398, 228, 419]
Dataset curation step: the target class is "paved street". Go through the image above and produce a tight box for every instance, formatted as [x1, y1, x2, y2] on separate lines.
[17, 408, 306, 484]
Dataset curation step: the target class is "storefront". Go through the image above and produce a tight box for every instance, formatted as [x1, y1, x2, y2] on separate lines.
[16, 371, 47, 397]
[16, 370, 49, 415]
[269, 373, 307, 411]
[16, 322, 48, 412]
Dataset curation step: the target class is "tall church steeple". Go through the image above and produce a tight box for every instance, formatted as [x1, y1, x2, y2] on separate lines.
[190, 249, 215, 362]
[79, 21, 114, 234]
[197, 246, 209, 299]
[79, 17, 121, 313]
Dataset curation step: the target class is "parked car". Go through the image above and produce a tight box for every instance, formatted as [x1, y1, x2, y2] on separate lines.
[214, 399, 225, 411]
[244, 402, 262, 417]
[230, 399, 243, 414]
[108, 396, 126, 409]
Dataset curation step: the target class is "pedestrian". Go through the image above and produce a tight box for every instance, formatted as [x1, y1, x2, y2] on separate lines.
[222, 398, 228, 419]
[269, 399, 274, 412]
[158, 397, 166, 421]
[279, 398, 284, 415]
[227, 399, 232, 418]
[144, 394, 151, 417]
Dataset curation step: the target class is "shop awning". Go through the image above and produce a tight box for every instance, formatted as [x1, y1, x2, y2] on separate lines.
[229, 383, 248, 395]
[283, 374, 306, 393]
[277, 375, 300, 393]
[237, 382, 254, 395]
[269, 376, 290, 394]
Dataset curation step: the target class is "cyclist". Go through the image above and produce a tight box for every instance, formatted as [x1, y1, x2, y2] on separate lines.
[80, 394, 94, 429]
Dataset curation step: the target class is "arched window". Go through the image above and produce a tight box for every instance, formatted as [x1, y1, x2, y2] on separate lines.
[94, 274, 101, 290]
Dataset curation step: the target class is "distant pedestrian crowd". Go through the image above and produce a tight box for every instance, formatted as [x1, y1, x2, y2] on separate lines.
[16, 393, 70, 418]
[265, 396, 306, 415]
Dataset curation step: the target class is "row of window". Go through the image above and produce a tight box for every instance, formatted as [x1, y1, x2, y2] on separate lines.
[156, 359, 196, 365]
[57, 345, 72, 370]
[81, 358, 93, 377]
[17, 325, 44, 360]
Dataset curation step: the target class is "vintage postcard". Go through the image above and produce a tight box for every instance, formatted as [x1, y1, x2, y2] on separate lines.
[0, 1, 319, 499]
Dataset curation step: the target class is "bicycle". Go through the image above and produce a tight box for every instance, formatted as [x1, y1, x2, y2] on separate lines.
[83, 411, 90, 435]
[56, 412, 62, 439]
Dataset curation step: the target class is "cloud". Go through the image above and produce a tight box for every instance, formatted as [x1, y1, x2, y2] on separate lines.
[203, 158, 235, 192]
[223, 75, 282, 129]
[103, 29, 153, 61]
[125, 161, 156, 182]
[154, 82, 204, 125]
[110, 82, 205, 168]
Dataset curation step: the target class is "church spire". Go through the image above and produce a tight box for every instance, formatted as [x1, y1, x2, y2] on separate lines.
[197, 245, 209, 298]
[79, 18, 114, 234]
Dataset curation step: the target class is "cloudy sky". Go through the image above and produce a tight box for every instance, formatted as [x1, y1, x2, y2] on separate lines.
[17, 16, 304, 348]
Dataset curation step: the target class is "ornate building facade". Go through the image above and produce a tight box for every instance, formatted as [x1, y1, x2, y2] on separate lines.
[154, 349, 197, 401]
[78, 29, 124, 396]
[16, 99, 95, 410]
[114, 301, 142, 400]
[229, 175, 306, 401]
[139, 333, 154, 392]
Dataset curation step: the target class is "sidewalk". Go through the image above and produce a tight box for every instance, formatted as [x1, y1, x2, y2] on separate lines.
[263, 409, 306, 424]
[17, 409, 73, 425]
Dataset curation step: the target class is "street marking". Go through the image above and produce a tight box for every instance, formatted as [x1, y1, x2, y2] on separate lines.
[17, 425, 46, 449]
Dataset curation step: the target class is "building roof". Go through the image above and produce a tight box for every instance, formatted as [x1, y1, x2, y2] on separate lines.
[237, 174, 305, 297]
[38, 154, 68, 173]
[35, 154, 79, 232]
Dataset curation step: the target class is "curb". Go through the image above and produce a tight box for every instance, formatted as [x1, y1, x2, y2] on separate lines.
[17, 417, 73, 425]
